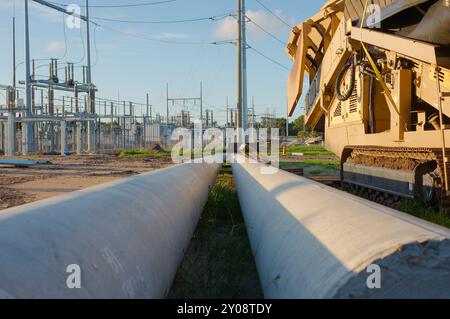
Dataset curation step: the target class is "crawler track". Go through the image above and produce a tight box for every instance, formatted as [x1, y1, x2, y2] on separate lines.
[341, 146, 450, 210]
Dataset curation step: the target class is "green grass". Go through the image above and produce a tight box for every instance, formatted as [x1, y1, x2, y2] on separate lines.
[119, 148, 226, 160]
[345, 185, 450, 229]
[301, 159, 340, 166]
[168, 172, 262, 299]
[285, 144, 335, 157]
[395, 200, 450, 229]
[118, 149, 171, 158]
[221, 162, 232, 173]
[280, 159, 340, 176]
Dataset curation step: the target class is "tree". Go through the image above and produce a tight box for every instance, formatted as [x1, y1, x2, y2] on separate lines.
[293, 115, 305, 132]
[288, 122, 298, 136]
[257, 117, 298, 136]
[297, 131, 306, 139]
[275, 118, 287, 137]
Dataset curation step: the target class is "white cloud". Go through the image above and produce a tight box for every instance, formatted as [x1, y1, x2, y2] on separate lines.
[213, 16, 237, 39]
[45, 41, 66, 54]
[213, 9, 290, 41]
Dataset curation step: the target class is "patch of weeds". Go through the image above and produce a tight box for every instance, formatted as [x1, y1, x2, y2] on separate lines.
[395, 199, 450, 229]
[310, 169, 326, 175]
[168, 172, 262, 299]
[280, 159, 340, 176]
[301, 159, 340, 166]
[345, 185, 450, 229]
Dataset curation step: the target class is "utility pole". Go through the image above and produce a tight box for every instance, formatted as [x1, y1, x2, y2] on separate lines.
[12, 17, 16, 90]
[5, 17, 17, 156]
[237, 0, 248, 143]
[85, 0, 96, 153]
[24, 0, 31, 116]
[237, 0, 242, 142]
[85, 0, 92, 84]
[241, 0, 248, 136]
[23, 0, 34, 154]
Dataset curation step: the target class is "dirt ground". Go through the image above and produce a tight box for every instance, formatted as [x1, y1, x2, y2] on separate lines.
[346, 154, 420, 170]
[0, 155, 174, 210]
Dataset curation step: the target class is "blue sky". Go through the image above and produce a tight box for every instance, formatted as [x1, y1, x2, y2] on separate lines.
[0, 0, 317, 123]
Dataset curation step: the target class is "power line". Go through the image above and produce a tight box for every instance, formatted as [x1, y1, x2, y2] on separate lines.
[248, 45, 290, 71]
[211, 40, 290, 71]
[92, 24, 99, 67]
[35, 12, 69, 69]
[59, 12, 68, 60]
[98, 24, 208, 45]
[254, 0, 293, 29]
[40, 3, 231, 45]
[49, 0, 177, 8]
[90, 12, 233, 24]
[73, 22, 86, 64]
[246, 16, 285, 45]
[32, 1, 233, 46]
